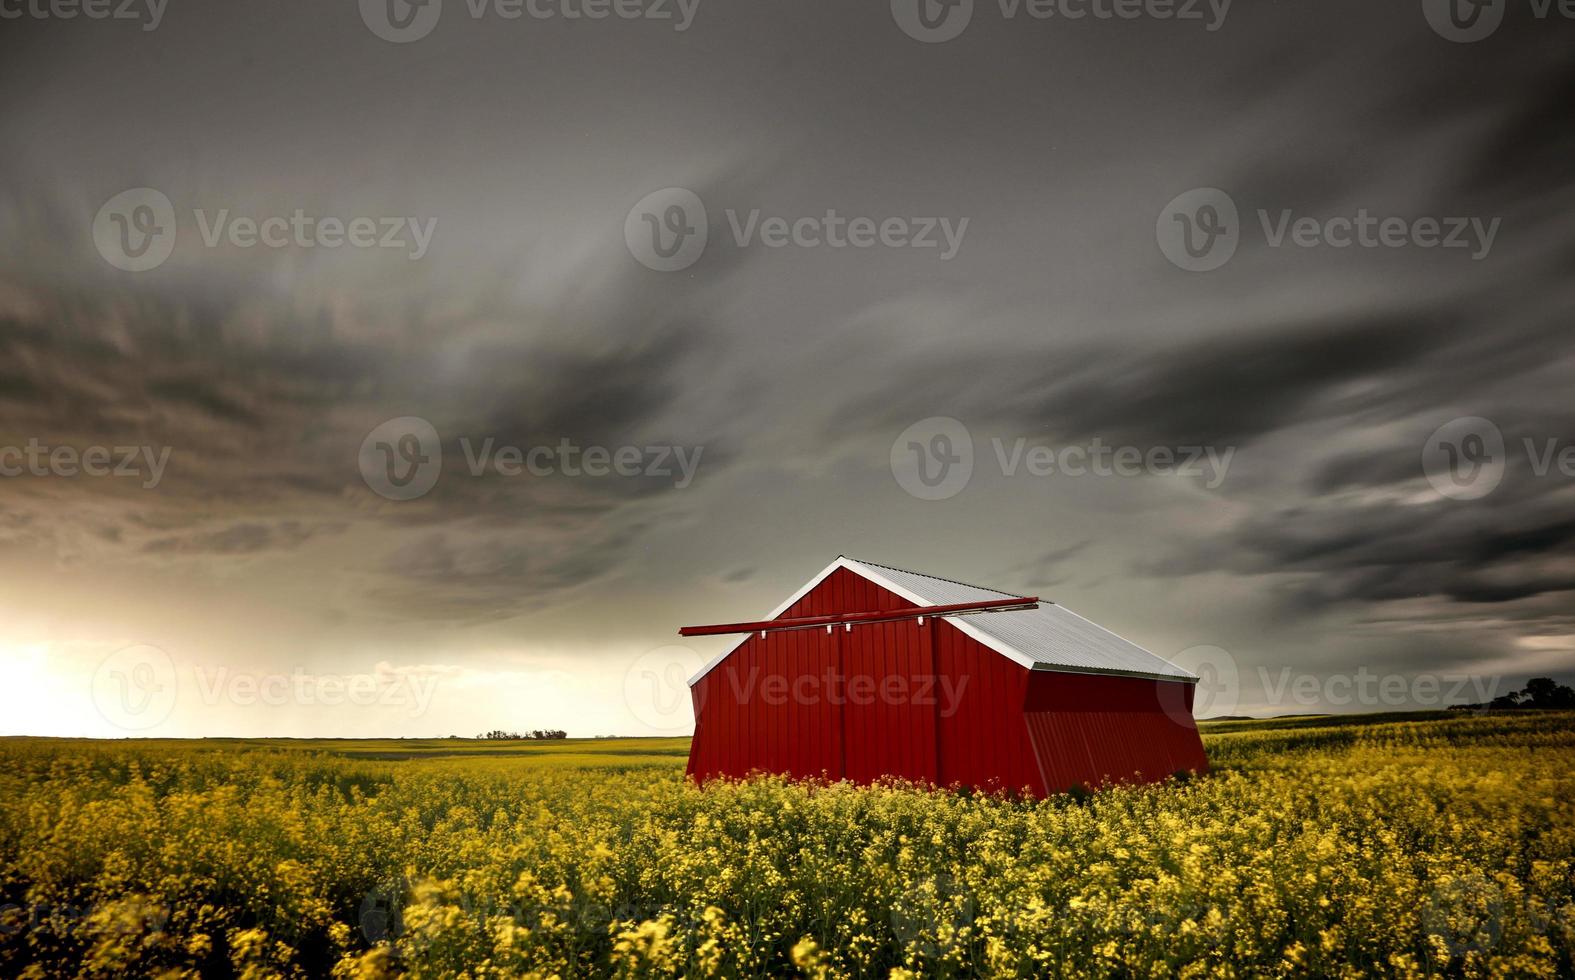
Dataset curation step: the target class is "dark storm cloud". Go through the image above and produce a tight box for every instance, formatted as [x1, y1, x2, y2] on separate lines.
[1306, 447, 1426, 497]
[0, 171, 745, 612]
[1021, 313, 1465, 449]
[366, 519, 654, 621]
[1245, 409, 1575, 612]
[141, 519, 340, 556]
[1146, 464, 1575, 609]
[994, 541, 1091, 591]
[1444, 44, 1575, 206]
[1310, 408, 1575, 498]
[1199, 13, 1572, 222]
[829, 308, 1472, 450]
[145, 376, 265, 427]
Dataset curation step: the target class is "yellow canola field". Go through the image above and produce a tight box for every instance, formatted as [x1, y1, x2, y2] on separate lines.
[0, 713, 1571, 978]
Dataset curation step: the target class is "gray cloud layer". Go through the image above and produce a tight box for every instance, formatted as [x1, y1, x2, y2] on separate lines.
[0, 0, 1571, 728]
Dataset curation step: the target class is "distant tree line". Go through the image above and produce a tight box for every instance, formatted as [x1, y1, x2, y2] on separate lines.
[476, 729, 569, 740]
[1451, 677, 1575, 711]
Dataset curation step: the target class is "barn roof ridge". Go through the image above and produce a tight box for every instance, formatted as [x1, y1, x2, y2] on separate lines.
[839, 556, 1036, 603]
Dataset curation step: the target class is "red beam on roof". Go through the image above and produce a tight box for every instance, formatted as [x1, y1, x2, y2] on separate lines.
[679, 596, 1041, 637]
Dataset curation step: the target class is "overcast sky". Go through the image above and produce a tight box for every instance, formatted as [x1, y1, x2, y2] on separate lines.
[1, 0, 1571, 737]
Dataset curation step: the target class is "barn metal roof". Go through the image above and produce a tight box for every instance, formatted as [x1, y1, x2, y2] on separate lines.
[688, 556, 1197, 684]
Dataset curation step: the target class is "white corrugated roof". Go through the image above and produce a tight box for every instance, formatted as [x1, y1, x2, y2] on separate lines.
[688, 556, 1197, 684]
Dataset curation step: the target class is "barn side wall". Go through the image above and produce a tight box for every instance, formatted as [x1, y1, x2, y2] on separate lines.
[1022, 672, 1209, 792]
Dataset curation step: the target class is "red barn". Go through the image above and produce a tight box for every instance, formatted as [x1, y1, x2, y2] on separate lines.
[681, 557, 1207, 796]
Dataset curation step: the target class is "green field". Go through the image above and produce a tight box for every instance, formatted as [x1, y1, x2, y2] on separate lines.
[1, 712, 1571, 978]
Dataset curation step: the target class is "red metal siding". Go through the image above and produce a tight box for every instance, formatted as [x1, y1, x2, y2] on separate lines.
[686, 566, 1208, 796]
[840, 618, 938, 784]
[931, 623, 1043, 795]
[688, 626, 845, 781]
[782, 567, 911, 619]
[1022, 672, 1209, 792]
